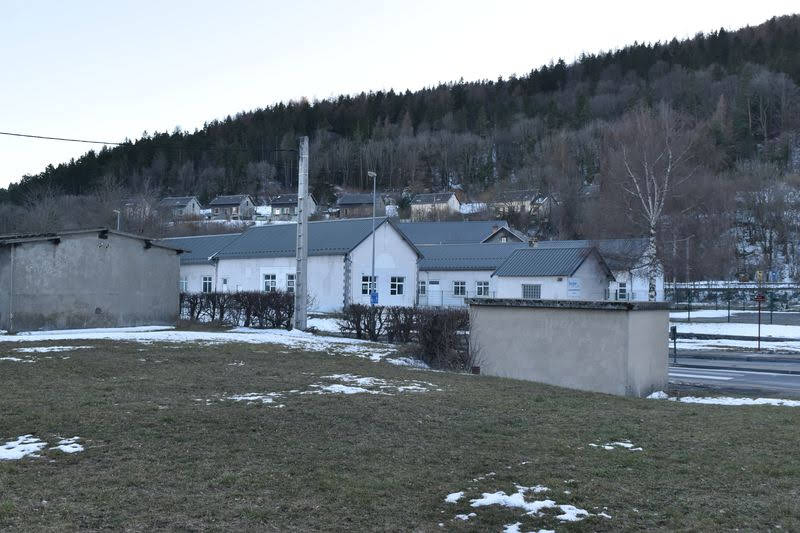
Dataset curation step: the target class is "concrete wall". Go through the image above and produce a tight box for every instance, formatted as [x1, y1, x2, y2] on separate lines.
[469, 299, 669, 397]
[0, 231, 180, 332]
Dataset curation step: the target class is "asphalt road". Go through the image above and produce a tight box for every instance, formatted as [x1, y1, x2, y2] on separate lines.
[668, 364, 800, 397]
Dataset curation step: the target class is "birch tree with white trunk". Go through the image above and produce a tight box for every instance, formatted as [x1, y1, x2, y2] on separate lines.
[613, 102, 695, 301]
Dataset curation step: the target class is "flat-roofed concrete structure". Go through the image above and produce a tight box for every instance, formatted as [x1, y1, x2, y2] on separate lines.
[468, 298, 669, 397]
[0, 228, 182, 333]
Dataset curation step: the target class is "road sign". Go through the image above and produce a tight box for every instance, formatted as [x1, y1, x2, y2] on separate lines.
[754, 293, 766, 302]
[370, 291, 379, 305]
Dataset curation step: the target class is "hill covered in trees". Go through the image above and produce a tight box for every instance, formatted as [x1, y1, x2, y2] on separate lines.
[3, 14, 800, 281]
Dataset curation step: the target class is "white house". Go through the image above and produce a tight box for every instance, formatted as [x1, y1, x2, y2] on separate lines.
[158, 196, 202, 219]
[161, 233, 242, 293]
[410, 192, 461, 220]
[534, 238, 664, 301]
[492, 246, 615, 301]
[268, 194, 317, 221]
[164, 218, 420, 312]
[416, 243, 527, 307]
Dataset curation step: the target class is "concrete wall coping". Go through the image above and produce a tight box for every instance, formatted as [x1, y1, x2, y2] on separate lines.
[465, 298, 671, 311]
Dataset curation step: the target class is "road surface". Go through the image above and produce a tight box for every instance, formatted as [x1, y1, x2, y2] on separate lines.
[668, 365, 800, 396]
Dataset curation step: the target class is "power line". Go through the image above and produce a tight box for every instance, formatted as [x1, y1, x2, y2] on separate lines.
[0, 130, 124, 146]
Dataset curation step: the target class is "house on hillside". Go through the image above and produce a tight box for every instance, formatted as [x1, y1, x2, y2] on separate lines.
[410, 192, 460, 220]
[416, 243, 527, 307]
[158, 196, 202, 220]
[268, 194, 317, 221]
[336, 193, 384, 218]
[160, 233, 242, 293]
[208, 195, 256, 220]
[162, 218, 420, 312]
[535, 238, 663, 301]
[0, 228, 182, 332]
[492, 246, 615, 301]
[397, 221, 515, 245]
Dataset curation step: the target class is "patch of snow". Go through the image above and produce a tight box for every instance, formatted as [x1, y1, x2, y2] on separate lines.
[589, 440, 642, 451]
[307, 317, 341, 333]
[14, 346, 92, 353]
[673, 396, 800, 407]
[303, 384, 382, 395]
[226, 392, 284, 405]
[445, 491, 464, 503]
[516, 484, 549, 494]
[50, 437, 84, 454]
[0, 356, 34, 363]
[598, 512, 612, 519]
[556, 504, 590, 522]
[647, 391, 669, 400]
[454, 512, 476, 521]
[671, 321, 800, 340]
[1, 435, 47, 460]
[470, 486, 590, 523]
[227, 361, 245, 366]
[385, 357, 430, 369]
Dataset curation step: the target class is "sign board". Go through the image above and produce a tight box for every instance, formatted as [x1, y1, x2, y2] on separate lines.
[754, 293, 765, 302]
[669, 325, 677, 340]
[756, 270, 764, 283]
[370, 291, 379, 305]
[567, 278, 582, 298]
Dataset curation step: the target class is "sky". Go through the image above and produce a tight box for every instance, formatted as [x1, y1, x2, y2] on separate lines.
[1, 0, 798, 188]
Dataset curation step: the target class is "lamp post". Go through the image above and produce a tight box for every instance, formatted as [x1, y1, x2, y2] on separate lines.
[368, 171, 377, 305]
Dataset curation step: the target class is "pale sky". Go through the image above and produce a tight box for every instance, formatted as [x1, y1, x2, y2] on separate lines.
[1, 0, 797, 188]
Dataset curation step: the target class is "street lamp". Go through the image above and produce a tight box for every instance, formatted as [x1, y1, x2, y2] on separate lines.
[368, 171, 377, 305]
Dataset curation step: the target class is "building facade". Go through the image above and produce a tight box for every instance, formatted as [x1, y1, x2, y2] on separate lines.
[208, 195, 256, 220]
[410, 193, 461, 220]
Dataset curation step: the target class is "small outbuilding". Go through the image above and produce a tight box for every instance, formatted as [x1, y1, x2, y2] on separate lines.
[0, 228, 183, 333]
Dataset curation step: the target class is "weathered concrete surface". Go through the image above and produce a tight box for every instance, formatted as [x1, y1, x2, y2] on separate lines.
[0, 230, 180, 332]
[469, 299, 668, 397]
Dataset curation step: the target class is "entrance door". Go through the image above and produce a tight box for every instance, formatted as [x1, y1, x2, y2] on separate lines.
[428, 280, 441, 307]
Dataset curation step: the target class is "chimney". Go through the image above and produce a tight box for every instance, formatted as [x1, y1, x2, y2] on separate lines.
[528, 237, 538, 247]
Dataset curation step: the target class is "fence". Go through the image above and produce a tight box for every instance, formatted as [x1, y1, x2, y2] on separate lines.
[665, 281, 800, 322]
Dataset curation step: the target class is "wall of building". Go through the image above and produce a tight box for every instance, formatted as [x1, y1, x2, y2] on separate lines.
[493, 255, 610, 301]
[418, 269, 495, 307]
[347, 222, 418, 307]
[610, 269, 665, 302]
[0, 232, 179, 332]
[179, 264, 217, 292]
[469, 300, 669, 397]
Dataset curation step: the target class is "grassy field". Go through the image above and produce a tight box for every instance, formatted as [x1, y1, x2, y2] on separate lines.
[1, 335, 799, 531]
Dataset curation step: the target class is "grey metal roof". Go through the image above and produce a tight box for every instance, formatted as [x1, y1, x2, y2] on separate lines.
[160, 233, 241, 265]
[411, 192, 456, 205]
[534, 238, 649, 271]
[209, 195, 251, 206]
[418, 243, 528, 271]
[158, 196, 197, 208]
[337, 193, 375, 206]
[397, 221, 509, 245]
[268, 194, 299, 206]
[0, 228, 183, 253]
[210, 217, 419, 260]
[493, 246, 603, 277]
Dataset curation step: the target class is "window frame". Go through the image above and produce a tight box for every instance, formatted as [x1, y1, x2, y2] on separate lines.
[263, 273, 277, 292]
[453, 280, 466, 297]
[287, 273, 296, 294]
[617, 282, 627, 300]
[179, 278, 188, 293]
[361, 275, 377, 295]
[202, 276, 213, 294]
[390, 276, 405, 295]
[521, 283, 541, 300]
[476, 281, 490, 297]
[417, 280, 427, 295]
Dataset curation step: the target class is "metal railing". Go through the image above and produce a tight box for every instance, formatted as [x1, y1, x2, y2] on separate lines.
[417, 289, 496, 307]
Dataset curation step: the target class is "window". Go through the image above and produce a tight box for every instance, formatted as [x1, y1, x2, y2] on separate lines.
[179, 278, 188, 292]
[361, 276, 376, 295]
[263, 274, 277, 292]
[476, 281, 490, 297]
[500, 236, 507, 243]
[418, 280, 426, 295]
[202, 276, 212, 294]
[390, 276, 404, 295]
[453, 281, 466, 296]
[213, 208, 219, 214]
[287, 274, 295, 293]
[522, 284, 541, 300]
[617, 282, 627, 300]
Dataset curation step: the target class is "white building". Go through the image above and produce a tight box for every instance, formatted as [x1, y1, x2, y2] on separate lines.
[163, 218, 420, 313]
[410, 192, 461, 220]
[492, 246, 615, 301]
[416, 243, 527, 307]
[534, 238, 664, 301]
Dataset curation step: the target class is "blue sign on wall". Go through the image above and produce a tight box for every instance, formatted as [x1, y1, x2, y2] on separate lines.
[370, 291, 379, 305]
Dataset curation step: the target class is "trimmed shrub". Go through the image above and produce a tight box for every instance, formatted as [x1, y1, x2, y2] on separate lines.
[415, 308, 471, 370]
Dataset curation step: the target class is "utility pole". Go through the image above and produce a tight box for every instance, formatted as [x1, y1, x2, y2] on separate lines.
[368, 171, 377, 305]
[294, 136, 309, 330]
[113, 209, 121, 231]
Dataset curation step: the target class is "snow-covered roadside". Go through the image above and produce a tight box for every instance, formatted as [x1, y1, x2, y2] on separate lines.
[0, 325, 397, 362]
[669, 321, 800, 339]
[674, 337, 800, 353]
[647, 391, 800, 407]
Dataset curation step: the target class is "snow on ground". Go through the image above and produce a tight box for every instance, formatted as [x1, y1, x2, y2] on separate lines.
[50, 437, 84, 454]
[0, 435, 47, 460]
[675, 337, 800, 353]
[648, 391, 800, 407]
[225, 374, 441, 407]
[670, 309, 745, 319]
[0, 356, 35, 363]
[445, 491, 464, 503]
[670, 321, 800, 339]
[0, 325, 398, 362]
[307, 317, 341, 333]
[455, 512, 476, 521]
[588, 440, 642, 451]
[470, 485, 591, 522]
[385, 357, 430, 369]
[14, 345, 93, 353]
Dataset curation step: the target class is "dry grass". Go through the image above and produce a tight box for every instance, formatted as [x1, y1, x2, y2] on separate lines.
[1, 338, 798, 531]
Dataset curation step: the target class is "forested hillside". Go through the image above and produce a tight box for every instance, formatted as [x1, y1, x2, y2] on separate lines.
[3, 14, 800, 280]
